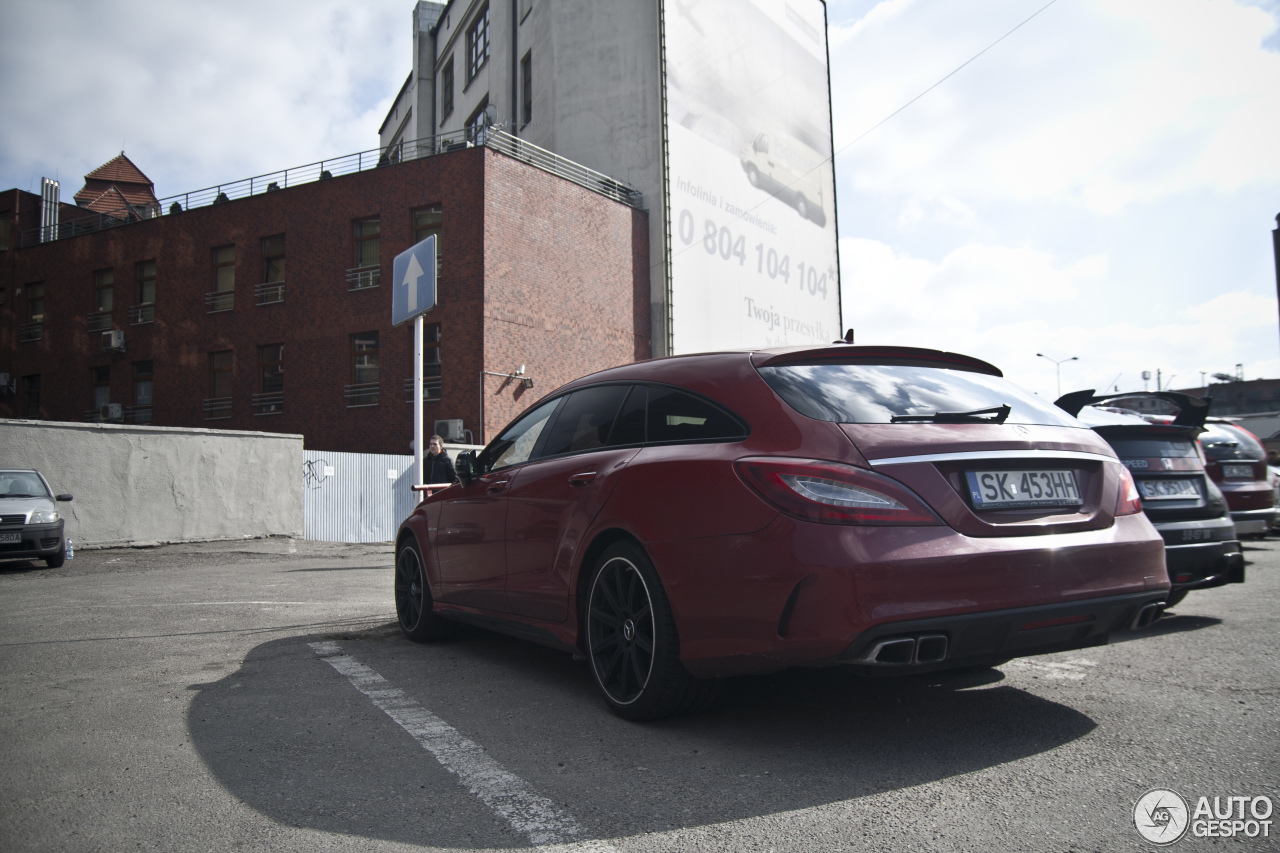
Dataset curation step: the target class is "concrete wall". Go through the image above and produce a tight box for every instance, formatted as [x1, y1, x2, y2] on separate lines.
[0, 419, 303, 548]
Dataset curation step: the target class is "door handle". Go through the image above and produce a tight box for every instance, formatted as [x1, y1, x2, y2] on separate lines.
[569, 471, 597, 486]
[486, 479, 509, 493]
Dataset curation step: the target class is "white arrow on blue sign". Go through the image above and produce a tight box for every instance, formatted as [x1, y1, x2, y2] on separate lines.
[391, 234, 437, 326]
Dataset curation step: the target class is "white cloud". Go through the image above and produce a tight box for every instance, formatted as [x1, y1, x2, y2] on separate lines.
[830, 0, 1280, 214]
[841, 236, 1280, 396]
[0, 0, 408, 197]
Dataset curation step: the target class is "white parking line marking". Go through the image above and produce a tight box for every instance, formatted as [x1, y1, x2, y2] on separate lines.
[309, 640, 611, 848]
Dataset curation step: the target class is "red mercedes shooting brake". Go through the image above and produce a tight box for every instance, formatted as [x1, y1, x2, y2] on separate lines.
[394, 345, 1169, 720]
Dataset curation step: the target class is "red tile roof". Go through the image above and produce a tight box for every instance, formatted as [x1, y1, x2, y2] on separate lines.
[82, 153, 152, 187]
[74, 152, 159, 215]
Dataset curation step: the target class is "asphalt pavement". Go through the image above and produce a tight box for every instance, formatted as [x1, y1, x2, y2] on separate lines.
[1, 536, 1276, 852]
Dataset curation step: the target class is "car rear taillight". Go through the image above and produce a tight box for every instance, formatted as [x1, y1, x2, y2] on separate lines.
[1115, 464, 1143, 515]
[735, 458, 942, 525]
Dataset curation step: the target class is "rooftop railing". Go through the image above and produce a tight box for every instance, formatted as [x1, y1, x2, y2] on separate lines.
[19, 129, 642, 248]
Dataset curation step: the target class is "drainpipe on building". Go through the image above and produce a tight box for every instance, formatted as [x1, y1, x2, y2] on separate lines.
[511, 0, 519, 133]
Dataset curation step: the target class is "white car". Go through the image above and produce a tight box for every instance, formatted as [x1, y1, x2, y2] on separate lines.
[0, 469, 73, 568]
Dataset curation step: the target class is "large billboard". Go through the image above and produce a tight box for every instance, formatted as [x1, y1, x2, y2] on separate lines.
[661, 0, 840, 354]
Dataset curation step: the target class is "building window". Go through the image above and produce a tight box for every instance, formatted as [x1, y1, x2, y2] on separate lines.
[89, 270, 114, 331]
[205, 351, 233, 419]
[412, 206, 442, 275]
[353, 333, 379, 383]
[467, 5, 490, 82]
[349, 219, 381, 289]
[27, 282, 44, 323]
[255, 344, 283, 415]
[466, 97, 490, 144]
[133, 361, 153, 424]
[23, 375, 39, 418]
[92, 365, 111, 410]
[0, 214, 11, 251]
[20, 283, 45, 342]
[347, 332, 380, 406]
[94, 269, 114, 312]
[133, 260, 156, 324]
[260, 344, 283, 393]
[210, 352, 233, 398]
[259, 234, 285, 304]
[521, 51, 532, 127]
[441, 57, 455, 121]
[354, 219, 381, 267]
[209, 245, 235, 312]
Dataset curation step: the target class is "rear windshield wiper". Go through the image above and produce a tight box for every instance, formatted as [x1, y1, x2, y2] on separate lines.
[890, 404, 1011, 425]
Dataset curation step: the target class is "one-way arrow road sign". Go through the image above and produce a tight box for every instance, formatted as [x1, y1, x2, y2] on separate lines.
[392, 234, 437, 326]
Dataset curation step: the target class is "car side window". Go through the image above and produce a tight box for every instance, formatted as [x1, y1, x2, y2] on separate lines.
[479, 398, 562, 473]
[646, 386, 747, 444]
[537, 385, 630, 459]
[607, 385, 647, 446]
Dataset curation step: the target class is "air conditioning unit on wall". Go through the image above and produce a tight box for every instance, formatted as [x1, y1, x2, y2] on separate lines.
[434, 419, 465, 442]
[102, 330, 125, 352]
[100, 403, 123, 422]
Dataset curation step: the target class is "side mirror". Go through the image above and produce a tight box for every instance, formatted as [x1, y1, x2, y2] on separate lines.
[56, 494, 73, 502]
[455, 451, 477, 487]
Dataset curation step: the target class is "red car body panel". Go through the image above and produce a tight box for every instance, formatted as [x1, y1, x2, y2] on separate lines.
[1205, 459, 1274, 512]
[397, 346, 1169, 679]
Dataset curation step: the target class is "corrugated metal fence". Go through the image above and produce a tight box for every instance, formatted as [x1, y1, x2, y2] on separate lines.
[303, 450, 416, 543]
[302, 447, 481, 542]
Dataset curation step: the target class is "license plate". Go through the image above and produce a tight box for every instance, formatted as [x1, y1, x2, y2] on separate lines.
[1137, 478, 1201, 500]
[965, 469, 1082, 509]
[1222, 464, 1253, 479]
[0, 532, 21, 543]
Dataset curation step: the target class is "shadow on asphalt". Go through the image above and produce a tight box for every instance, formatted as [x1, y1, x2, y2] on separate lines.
[0, 559, 48, 574]
[187, 625, 1096, 848]
[1109, 612, 1222, 645]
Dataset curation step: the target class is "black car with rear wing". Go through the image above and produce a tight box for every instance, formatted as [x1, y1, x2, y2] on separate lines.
[1056, 390, 1243, 607]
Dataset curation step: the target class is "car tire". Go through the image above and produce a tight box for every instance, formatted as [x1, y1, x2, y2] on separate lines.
[584, 541, 718, 721]
[795, 194, 809, 219]
[746, 164, 760, 187]
[44, 540, 66, 569]
[395, 538, 448, 642]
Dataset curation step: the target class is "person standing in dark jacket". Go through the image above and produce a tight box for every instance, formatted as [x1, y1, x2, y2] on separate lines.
[424, 434, 458, 484]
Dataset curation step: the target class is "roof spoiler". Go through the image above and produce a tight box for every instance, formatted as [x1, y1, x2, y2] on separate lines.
[1054, 389, 1211, 428]
[752, 345, 1002, 376]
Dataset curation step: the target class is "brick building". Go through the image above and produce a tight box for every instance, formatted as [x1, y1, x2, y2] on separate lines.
[0, 141, 650, 454]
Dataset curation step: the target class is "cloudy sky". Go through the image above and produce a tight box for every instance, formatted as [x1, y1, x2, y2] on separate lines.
[2, 0, 1278, 399]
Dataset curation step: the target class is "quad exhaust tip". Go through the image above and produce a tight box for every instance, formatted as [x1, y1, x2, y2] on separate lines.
[1131, 602, 1165, 630]
[861, 633, 949, 666]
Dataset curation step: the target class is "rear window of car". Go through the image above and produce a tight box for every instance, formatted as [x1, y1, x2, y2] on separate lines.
[1200, 422, 1265, 461]
[1104, 436, 1199, 459]
[757, 363, 1080, 426]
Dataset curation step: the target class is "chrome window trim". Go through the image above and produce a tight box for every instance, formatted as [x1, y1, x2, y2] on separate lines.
[868, 449, 1118, 467]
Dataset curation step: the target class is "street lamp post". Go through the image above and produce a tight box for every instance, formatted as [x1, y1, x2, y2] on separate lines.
[1037, 353, 1078, 398]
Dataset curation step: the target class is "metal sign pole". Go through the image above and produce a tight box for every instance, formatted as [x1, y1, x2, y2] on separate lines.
[413, 315, 424, 501]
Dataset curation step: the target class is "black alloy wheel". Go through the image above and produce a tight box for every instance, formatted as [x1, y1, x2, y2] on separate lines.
[395, 538, 447, 641]
[588, 554, 656, 705]
[585, 541, 718, 720]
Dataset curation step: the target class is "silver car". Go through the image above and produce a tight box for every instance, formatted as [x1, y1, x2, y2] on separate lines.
[0, 469, 73, 568]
